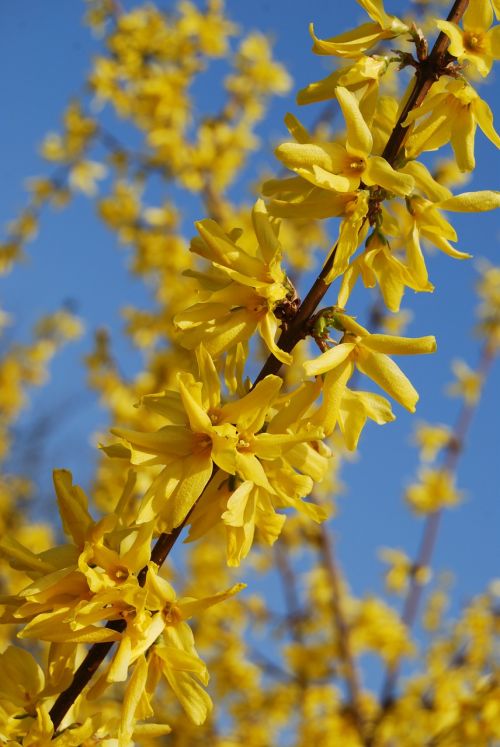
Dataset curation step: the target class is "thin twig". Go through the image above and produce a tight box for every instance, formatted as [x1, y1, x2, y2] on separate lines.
[317, 524, 366, 740]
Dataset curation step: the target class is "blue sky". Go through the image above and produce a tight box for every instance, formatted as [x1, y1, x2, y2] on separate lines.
[0, 0, 499, 641]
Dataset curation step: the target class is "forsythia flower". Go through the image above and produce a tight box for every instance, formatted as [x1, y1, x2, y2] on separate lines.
[175, 200, 295, 365]
[405, 468, 462, 513]
[107, 345, 329, 549]
[276, 87, 414, 197]
[389, 190, 500, 290]
[0, 471, 244, 732]
[413, 421, 452, 462]
[69, 159, 107, 195]
[436, 0, 500, 77]
[379, 547, 431, 595]
[337, 229, 432, 313]
[297, 54, 389, 112]
[447, 359, 483, 404]
[309, 0, 408, 59]
[404, 78, 500, 171]
[350, 597, 414, 664]
[304, 312, 436, 413]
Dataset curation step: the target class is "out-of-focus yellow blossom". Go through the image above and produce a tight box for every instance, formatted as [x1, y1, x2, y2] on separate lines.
[432, 157, 472, 190]
[350, 597, 415, 664]
[447, 359, 483, 404]
[476, 263, 500, 349]
[98, 181, 141, 243]
[226, 32, 292, 103]
[26, 176, 71, 208]
[436, 0, 500, 77]
[69, 160, 107, 196]
[178, 0, 237, 58]
[404, 78, 500, 171]
[305, 312, 436, 413]
[41, 101, 97, 163]
[175, 200, 295, 365]
[413, 421, 452, 462]
[405, 467, 462, 513]
[379, 547, 431, 594]
[379, 309, 413, 336]
[7, 211, 38, 243]
[310, 0, 408, 59]
[422, 587, 449, 632]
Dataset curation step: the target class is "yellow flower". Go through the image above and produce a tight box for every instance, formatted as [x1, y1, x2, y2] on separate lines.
[350, 597, 414, 664]
[0, 646, 45, 714]
[305, 312, 436, 412]
[69, 160, 107, 196]
[175, 200, 294, 365]
[309, 0, 407, 59]
[413, 421, 452, 462]
[447, 359, 483, 404]
[394, 190, 500, 289]
[297, 54, 388, 109]
[436, 0, 500, 77]
[476, 263, 500, 349]
[404, 78, 500, 171]
[276, 87, 414, 196]
[110, 345, 327, 536]
[405, 468, 462, 513]
[337, 229, 432, 313]
[379, 548, 431, 595]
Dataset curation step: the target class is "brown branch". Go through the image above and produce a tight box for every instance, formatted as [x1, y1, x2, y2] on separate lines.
[381, 0, 469, 165]
[49, 0, 470, 731]
[317, 524, 366, 740]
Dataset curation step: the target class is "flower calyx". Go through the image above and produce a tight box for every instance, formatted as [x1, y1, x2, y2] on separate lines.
[309, 306, 346, 351]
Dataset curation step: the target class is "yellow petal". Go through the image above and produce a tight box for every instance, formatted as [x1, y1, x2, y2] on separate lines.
[356, 349, 419, 412]
[179, 584, 246, 619]
[177, 374, 212, 433]
[258, 312, 293, 365]
[435, 21, 466, 57]
[315, 359, 354, 435]
[473, 97, 500, 149]
[251, 199, 281, 264]
[437, 191, 500, 212]
[463, 0, 492, 32]
[336, 86, 373, 157]
[361, 334, 436, 355]
[364, 156, 414, 195]
[283, 113, 311, 143]
[221, 374, 282, 432]
[310, 21, 386, 58]
[171, 453, 214, 528]
[304, 342, 356, 377]
[119, 656, 149, 747]
[400, 161, 452, 202]
[195, 344, 220, 411]
[53, 470, 94, 547]
[450, 108, 476, 171]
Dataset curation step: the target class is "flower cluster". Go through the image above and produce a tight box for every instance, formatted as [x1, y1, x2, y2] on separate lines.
[0, 0, 499, 744]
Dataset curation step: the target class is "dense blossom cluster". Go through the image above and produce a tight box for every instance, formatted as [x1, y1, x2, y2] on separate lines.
[0, 0, 499, 744]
